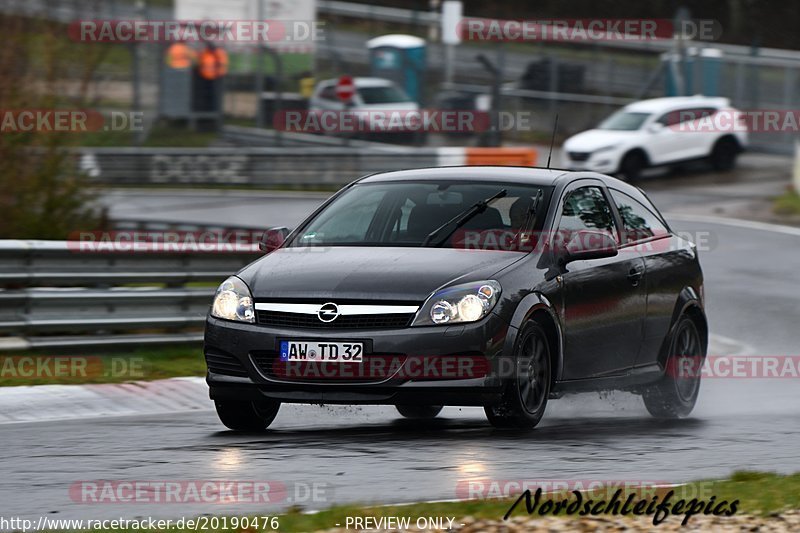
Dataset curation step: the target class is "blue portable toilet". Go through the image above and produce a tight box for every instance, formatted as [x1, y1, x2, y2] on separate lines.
[698, 48, 723, 96]
[367, 34, 426, 103]
[663, 47, 723, 97]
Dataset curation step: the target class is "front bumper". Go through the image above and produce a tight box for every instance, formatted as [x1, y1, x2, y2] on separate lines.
[204, 314, 512, 406]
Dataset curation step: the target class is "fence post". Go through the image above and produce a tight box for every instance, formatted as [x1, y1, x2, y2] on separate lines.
[794, 141, 800, 195]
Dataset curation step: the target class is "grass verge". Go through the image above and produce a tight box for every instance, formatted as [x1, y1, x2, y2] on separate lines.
[0, 343, 205, 386]
[270, 471, 800, 530]
[773, 189, 800, 216]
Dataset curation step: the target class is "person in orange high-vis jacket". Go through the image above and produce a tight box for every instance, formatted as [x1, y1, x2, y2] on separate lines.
[198, 43, 229, 80]
[165, 40, 196, 69]
[194, 42, 229, 112]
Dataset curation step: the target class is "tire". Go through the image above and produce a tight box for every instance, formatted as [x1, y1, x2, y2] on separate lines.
[395, 405, 443, 419]
[618, 151, 647, 181]
[643, 316, 704, 418]
[709, 137, 739, 171]
[214, 400, 280, 431]
[485, 321, 551, 429]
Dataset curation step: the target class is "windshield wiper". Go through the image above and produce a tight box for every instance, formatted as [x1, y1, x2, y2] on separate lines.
[422, 189, 507, 247]
[516, 188, 543, 240]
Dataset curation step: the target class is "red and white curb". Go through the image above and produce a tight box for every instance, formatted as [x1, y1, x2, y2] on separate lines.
[0, 376, 210, 424]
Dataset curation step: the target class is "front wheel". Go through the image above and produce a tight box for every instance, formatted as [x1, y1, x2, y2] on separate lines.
[618, 151, 647, 181]
[214, 400, 280, 431]
[485, 321, 551, 429]
[709, 138, 739, 171]
[395, 405, 443, 419]
[643, 316, 704, 418]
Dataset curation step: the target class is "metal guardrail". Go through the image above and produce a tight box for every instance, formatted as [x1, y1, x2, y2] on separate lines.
[0, 240, 262, 350]
[220, 125, 420, 150]
[77, 144, 440, 186]
[76, 144, 545, 186]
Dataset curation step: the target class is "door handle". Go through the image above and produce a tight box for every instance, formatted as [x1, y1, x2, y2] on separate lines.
[627, 267, 644, 286]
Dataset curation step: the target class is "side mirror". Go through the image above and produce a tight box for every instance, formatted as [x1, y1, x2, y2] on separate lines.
[563, 230, 618, 264]
[258, 227, 290, 254]
[648, 122, 664, 134]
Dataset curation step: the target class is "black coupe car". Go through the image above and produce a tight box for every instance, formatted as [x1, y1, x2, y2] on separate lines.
[204, 167, 707, 429]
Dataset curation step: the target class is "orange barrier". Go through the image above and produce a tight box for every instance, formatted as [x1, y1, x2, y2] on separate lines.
[465, 147, 538, 167]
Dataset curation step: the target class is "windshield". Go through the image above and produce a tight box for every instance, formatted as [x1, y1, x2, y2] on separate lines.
[289, 181, 552, 250]
[358, 85, 412, 104]
[598, 111, 651, 131]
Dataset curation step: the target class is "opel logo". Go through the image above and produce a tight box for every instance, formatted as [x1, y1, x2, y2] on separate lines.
[317, 302, 340, 323]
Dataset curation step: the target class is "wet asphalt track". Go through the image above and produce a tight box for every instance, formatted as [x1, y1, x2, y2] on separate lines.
[2, 169, 800, 522]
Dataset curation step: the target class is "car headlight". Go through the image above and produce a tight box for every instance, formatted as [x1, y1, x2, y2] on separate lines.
[413, 280, 501, 326]
[592, 144, 619, 154]
[211, 276, 255, 323]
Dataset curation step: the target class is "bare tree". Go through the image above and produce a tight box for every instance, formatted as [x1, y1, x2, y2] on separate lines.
[0, 12, 103, 239]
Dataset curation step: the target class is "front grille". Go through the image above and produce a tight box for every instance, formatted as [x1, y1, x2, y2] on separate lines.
[568, 151, 591, 162]
[251, 351, 407, 383]
[256, 311, 414, 330]
[205, 351, 249, 377]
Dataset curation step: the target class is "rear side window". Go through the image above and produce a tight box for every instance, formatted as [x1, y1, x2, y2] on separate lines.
[658, 107, 717, 126]
[610, 189, 669, 244]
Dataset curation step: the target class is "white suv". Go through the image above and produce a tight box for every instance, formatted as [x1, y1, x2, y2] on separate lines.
[562, 96, 748, 180]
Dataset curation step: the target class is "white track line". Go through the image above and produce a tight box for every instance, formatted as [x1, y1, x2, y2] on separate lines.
[664, 212, 800, 237]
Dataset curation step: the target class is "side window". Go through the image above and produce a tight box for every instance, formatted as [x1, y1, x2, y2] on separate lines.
[658, 107, 716, 127]
[610, 189, 670, 244]
[558, 186, 617, 244]
[318, 85, 336, 101]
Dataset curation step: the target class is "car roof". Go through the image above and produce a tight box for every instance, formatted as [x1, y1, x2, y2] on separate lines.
[358, 166, 646, 196]
[358, 166, 570, 186]
[317, 77, 397, 89]
[625, 95, 730, 113]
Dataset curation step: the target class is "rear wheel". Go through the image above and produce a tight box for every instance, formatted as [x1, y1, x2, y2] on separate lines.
[643, 316, 704, 418]
[214, 400, 280, 431]
[618, 151, 647, 181]
[485, 321, 551, 429]
[709, 137, 739, 171]
[395, 405, 443, 419]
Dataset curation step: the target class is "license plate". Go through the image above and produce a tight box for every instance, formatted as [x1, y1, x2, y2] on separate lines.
[279, 341, 364, 363]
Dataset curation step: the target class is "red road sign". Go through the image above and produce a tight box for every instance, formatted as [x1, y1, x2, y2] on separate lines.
[335, 75, 356, 103]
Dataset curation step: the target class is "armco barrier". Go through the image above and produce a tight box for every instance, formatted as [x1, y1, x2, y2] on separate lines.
[0, 240, 262, 350]
[76, 146, 538, 186]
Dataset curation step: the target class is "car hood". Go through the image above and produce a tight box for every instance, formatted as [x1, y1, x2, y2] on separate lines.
[239, 247, 525, 302]
[563, 129, 639, 152]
